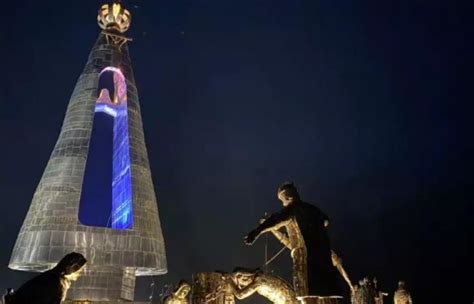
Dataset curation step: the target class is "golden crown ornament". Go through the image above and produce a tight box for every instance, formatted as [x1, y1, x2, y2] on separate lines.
[97, 2, 131, 34]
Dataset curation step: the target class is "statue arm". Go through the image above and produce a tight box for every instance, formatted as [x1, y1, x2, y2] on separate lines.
[331, 250, 354, 293]
[245, 209, 292, 244]
[227, 280, 258, 300]
[254, 209, 291, 236]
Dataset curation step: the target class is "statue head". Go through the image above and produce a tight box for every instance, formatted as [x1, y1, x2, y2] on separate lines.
[232, 267, 260, 289]
[174, 280, 191, 299]
[54, 252, 87, 280]
[363, 277, 370, 285]
[277, 182, 300, 206]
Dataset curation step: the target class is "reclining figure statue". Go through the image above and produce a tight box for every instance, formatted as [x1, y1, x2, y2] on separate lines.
[221, 267, 298, 304]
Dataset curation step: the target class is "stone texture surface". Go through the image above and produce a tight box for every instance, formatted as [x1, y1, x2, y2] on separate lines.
[9, 31, 167, 302]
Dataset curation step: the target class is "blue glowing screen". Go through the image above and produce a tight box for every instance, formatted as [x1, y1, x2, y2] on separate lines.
[110, 102, 133, 229]
[79, 68, 133, 229]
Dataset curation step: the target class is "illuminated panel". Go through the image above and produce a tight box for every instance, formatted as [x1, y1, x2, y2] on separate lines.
[95, 104, 118, 117]
[78, 111, 113, 227]
[105, 68, 133, 229]
[79, 67, 133, 229]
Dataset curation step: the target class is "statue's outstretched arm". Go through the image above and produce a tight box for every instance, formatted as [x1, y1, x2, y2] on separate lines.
[256, 210, 291, 235]
[227, 280, 258, 300]
[245, 209, 291, 244]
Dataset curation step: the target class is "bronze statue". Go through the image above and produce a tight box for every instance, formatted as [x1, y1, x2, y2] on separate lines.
[351, 284, 359, 304]
[375, 291, 388, 304]
[372, 278, 388, 304]
[221, 267, 298, 304]
[192, 272, 235, 304]
[163, 280, 191, 304]
[353, 278, 374, 304]
[352, 277, 388, 304]
[244, 182, 341, 300]
[6, 252, 86, 304]
[393, 281, 413, 304]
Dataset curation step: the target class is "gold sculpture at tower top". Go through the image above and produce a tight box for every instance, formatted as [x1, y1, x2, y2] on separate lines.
[97, 2, 131, 33]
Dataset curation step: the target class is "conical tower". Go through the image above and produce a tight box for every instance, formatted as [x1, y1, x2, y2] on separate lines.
[9, 2, 167, 302]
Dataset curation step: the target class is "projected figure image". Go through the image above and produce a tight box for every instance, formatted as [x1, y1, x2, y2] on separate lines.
[244, 182, 342, 303]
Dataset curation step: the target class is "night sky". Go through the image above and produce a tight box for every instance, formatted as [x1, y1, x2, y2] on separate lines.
[0, 1, 472, 303]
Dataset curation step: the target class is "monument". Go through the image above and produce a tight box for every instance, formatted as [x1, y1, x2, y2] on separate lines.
[4, 3, 414, 304]
[244, 182, 342, 303]
[8, 2, 167, 302]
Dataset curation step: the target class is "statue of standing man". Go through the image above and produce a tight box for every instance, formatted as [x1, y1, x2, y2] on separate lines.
[244, 182, 342, 302]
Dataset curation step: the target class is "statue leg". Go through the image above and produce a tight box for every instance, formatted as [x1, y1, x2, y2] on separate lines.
[292, 247, 308, 298]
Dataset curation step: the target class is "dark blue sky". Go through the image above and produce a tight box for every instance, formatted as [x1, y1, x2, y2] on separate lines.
[0, 1, 472, 303]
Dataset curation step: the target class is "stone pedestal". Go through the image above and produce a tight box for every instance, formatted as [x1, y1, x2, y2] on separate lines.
[299, 298, 342, 304]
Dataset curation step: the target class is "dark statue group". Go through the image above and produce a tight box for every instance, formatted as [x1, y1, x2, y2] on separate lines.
[3, 182, 412, 304]
[4, 252, 86, 304]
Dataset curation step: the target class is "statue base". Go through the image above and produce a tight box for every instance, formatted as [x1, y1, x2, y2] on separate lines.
[61, 300, 150, 304]
[299, 298, 342, 304]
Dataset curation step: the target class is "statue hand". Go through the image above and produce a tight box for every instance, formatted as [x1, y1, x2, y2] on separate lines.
[244, 229, 259, 245]
[259, 213, 270, 224]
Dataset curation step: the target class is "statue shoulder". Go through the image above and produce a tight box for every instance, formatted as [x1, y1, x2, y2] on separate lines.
[300, 201, 328, 216]
[298, 200, 318, 210]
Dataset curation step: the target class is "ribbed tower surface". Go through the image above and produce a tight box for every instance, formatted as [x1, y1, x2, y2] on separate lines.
[9, 2, 167, 302]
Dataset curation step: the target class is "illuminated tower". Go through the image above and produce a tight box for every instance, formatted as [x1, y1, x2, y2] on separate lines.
[9, 2, 167, 302]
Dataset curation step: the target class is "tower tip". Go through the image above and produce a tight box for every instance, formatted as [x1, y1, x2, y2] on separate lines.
[97, 2, 131, 34]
